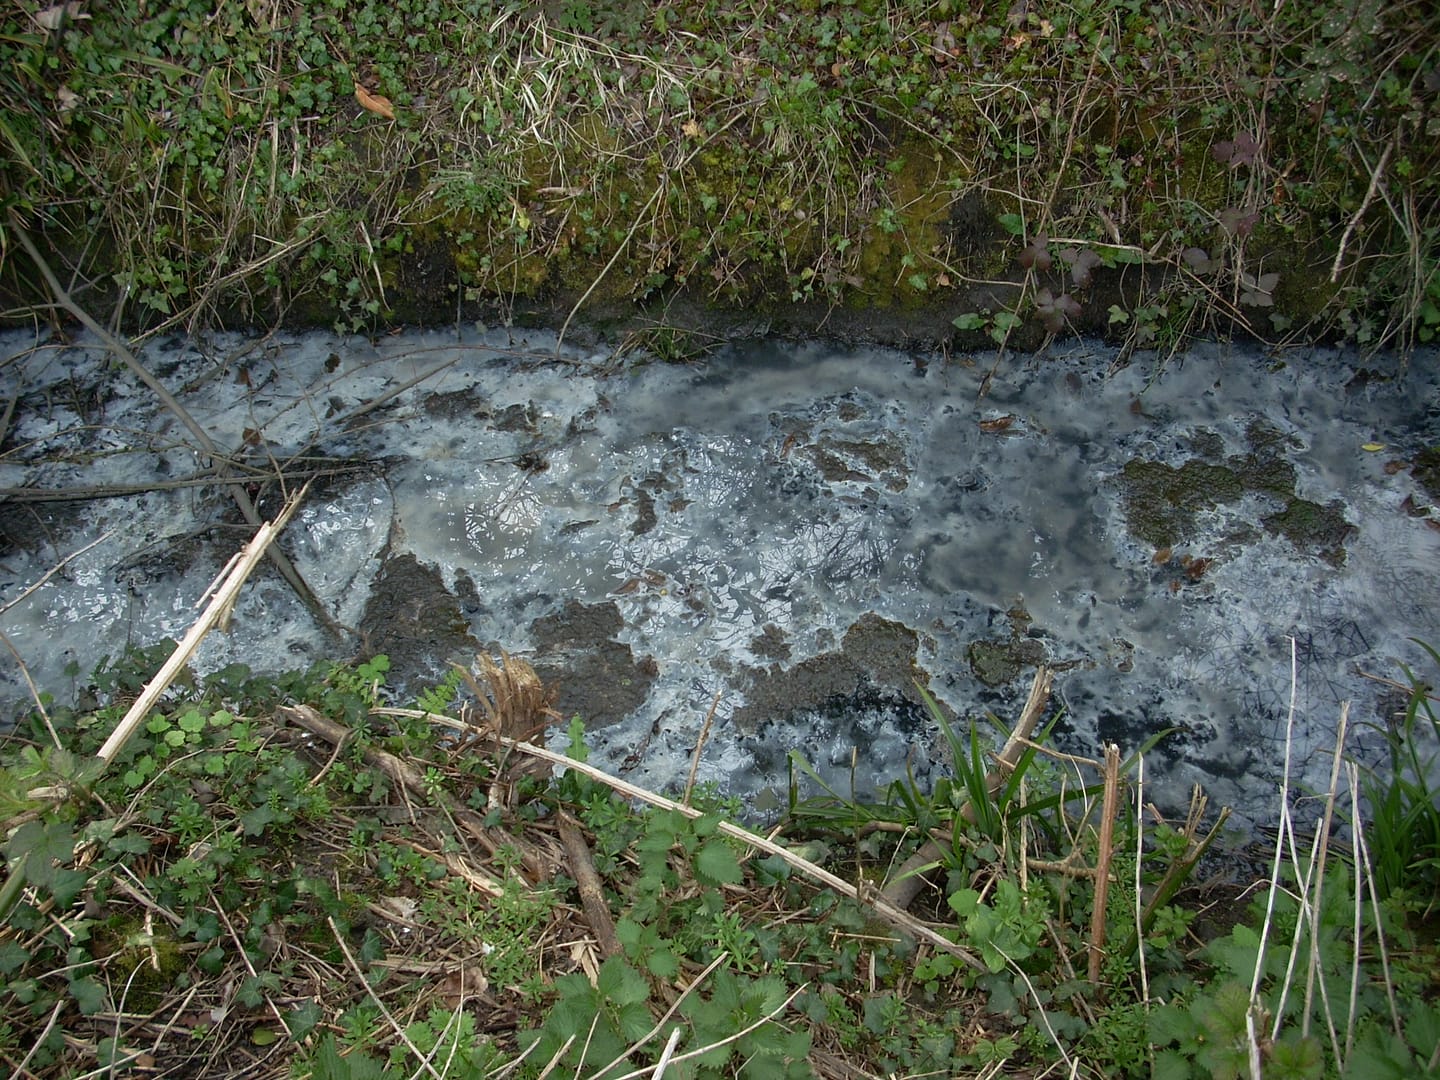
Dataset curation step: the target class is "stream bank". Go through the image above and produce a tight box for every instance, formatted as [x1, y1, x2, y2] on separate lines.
[3, 2, 1436, 356]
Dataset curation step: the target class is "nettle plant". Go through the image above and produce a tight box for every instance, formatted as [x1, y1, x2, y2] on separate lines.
[1194, 138, 1279, 300]
[951, 122, 1305, 353]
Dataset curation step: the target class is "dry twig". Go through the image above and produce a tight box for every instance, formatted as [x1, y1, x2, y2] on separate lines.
[381, 705, 989, 973]
[94, 485, 308, 766]
[1088, 743, 1121, 989]
[9, 218, 342, 638]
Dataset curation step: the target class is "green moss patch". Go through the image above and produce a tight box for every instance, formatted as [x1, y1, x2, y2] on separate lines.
[1120, 421, 1353, 564]
[1263, 497, 1354, 568]
[1119, 458, 1244, 549]
[967, 636, 1047, 688]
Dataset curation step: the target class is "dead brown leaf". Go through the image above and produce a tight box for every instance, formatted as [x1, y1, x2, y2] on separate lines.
[33, 2, 89, 32]
[354, 84, 395, 120]
[438, 964, 489, 1008]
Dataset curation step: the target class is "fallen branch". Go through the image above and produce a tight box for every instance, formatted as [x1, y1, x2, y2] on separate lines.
[278, 702, 428, 794]
[94, 485, 308, 765]
[0, 459, 370, 503]
[1330, 140, 1394, 284]
[558, 811, 622, 958]
[10, 217, 343, 640]
[377, 705, 989, 973]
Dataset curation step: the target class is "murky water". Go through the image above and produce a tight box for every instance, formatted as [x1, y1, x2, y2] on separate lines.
[2, 327, 1437, 827]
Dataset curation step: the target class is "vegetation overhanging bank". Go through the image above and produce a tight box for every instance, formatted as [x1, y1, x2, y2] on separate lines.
[1, 0, 1436, 355]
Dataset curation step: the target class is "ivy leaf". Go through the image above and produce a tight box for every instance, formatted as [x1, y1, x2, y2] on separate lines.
[694, 839, 744, 886]
[69, 976, 107, 1015]
[107, 832, 152, 856]
[0, 940, 29, 975]
[50, 867, 90, 908]
[285, 1000, 323, 1041]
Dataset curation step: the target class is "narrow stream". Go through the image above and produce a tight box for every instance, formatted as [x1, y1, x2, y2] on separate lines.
[2, 327, 1437, 827]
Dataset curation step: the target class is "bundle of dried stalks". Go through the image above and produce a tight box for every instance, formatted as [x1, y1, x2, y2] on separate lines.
[460, 651, 558, 744]
[458, 652, 561, 800]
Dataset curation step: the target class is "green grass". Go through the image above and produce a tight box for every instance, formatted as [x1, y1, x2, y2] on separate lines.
[1359, 638, 1440, 906]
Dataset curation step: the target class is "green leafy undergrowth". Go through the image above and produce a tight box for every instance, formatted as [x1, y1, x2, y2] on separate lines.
[1148, 862, 1429, 1079]
[0, 649, 527, 1076]
[2, 0, 1435, 352]
[5, 649, 1440, 1079]
[1359, 638, 1440, 905]
[780, 677, 1440, 1079]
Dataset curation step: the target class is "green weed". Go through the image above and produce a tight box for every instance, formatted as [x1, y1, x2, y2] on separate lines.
[1359, 640, 1440, 904]
[5, 647, 1440, 1079]
[2, 0, 1435, 351]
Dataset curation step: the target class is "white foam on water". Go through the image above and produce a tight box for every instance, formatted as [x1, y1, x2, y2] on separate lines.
[1, 327, 1437, 826]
